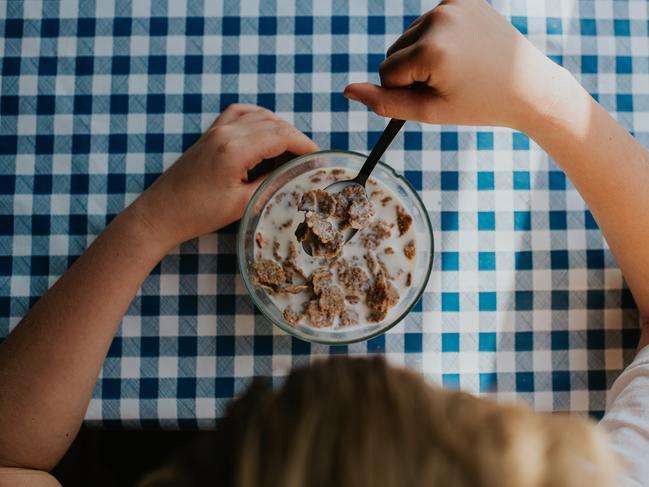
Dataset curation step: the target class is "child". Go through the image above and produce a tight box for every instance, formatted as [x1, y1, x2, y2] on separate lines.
[1, 1, 648, 485]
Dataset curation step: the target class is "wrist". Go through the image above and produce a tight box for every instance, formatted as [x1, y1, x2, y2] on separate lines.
[117, 200, 180, 260]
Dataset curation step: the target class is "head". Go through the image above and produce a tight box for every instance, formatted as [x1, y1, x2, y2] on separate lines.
[210, 356, 616, 487]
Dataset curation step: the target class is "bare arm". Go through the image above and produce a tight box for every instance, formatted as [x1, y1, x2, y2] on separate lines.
[345, 0, 649, 332]
[0, 105, 317, 481]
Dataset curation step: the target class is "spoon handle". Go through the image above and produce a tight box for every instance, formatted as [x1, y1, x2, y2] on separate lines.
[354, 118, 406, 187]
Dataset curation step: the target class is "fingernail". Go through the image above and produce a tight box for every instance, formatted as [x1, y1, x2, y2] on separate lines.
[344, 91, 360, 102]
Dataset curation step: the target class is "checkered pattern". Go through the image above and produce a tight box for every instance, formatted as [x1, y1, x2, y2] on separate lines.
[0, 0, 647, 427]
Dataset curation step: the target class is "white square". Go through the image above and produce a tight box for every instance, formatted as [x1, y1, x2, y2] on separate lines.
[311, 72, 332, 92]
[120, 357, 141, 378]
[58, 0, 79, 18]
[88, 152, 109, 174]
[594, 0, 613, 18]
[162, 74, 184, 94]
[167, 0, 188, 17]
[201, 74, 221, 95]
[120, 399, 140, 420]
[158, 356, 179, 377]
[159, 315, 179, 336]
[94, 0, 116, 17]
[196, 356, 216, 377]
[274, 35, 294, 55]
[238, 35, 259, 55]
[348, 34, 368, 54]
[197, 274, 217, 295]
[166, 35, 186, 55]
[197, 315, 216, 336]
[50, 194, 71, 216]
[274, 73, 294, 93]
[310, 111, 331, 132]
[11, 236, 32, 256]
[22, 1, 42, 19]
[597, 36, 617, 56]
[632, 74, 649, 94]
[631, 36, 649, 57]
[238, 73, 259, 94]
[15, 154, 36, 175]
[202, 35, 223, 56]
[127, 113, 147, 134]
[234, 355, 254, 375]
[634, 112, 649, 132]
[88, 193, 108, 215]
[53, 114, 74, 135]
[162, 112, 182, 133]
[57, 36, 77, 57]
[91, 75, 113, 95]
[234, 313, 254, 335]
[93, 36, 114, 56]
[311, 34, 332, 54]
[21, 38, 41, 58]
[196, 398, 216, 419]
[157, 398, 177, 420]
[13, 194, 33, 215]
[10, 275, 30, 296]
[159, 274, 180, 296]
[129, 36, 150, 57]
[120, 316, 142, 337]
[90, 113, 110, 134]
[274, 1, 294, 16]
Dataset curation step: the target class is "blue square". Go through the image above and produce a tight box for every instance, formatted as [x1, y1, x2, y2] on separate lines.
[102, 379, 121, 399]
[294, 93, 312, 112]
[37, 95, 55, 115]
[546, 17, 562, 34]
[216, 294, 235, 314]
[149, 56, 167, 74]
[216, 336, 235, 356]
[511, 16, 527, 34]
[330, 132, 348, 150]
[513, 171, 530, 190]
[179, 254, 198, 274]
[221, 55, 239, 74]
[480, 373, 497, 392]
[254, 335, 274, 355]
[35, 135, 54, 154]
[549, 211, 567, 230]
[332, 16, 349, 33]
[513, 133, 529, 150]
[404, 333, 422, 353]
[150, 17, 168, 36]
[549, 54, 563, 66]
[41, 18, 59, 37]
[404, 131, 422, 150]
[332, 54, 349, 72]
[141, 336, 159, 357]
[295, 54, 312, 73]
[222, 16, 240, 35]
[185, 55, 203, 74]
[259, 16, 277, 35]
[515, 291, 533, 310]
[588, 289, 606, 309]
[441, 211, 458, 231]
[548, 171, 565, 190]
[75, 56, 93, 76]
[110, 94, 129, 114]
[32, 216, 49, 235]
[177, 378, 196, 398]
[107, 173, 126, 193]
[107, 337, 121, 357]
[622, 289, 636, 309]
[368, 16, 385, 34]
[441, 132, 458, 151]
[516, 372, 534, 392]
[69, 214, 87, 234]
[112, 56, 130, 75]
[183, 94, 202, 113]
[581, 55, 597, 73]
[147, 94, 165, 113]
[74, 95, 92, 114]
[553, 371, 571, 391]
[367, 54, 383, 72]
[614, 19, 630, 36]
[476, 132, 493, 150]
[477, 172, 494, 190]
[178, 336, 197, 356]
[589, 370, 607, 391]
[330, 93, 347, 112]
[587, 329, 605, 349]
[215, 377, 234, 398]
[587, 249, 605, 269]
[295, 16, 313, 35]
[478, 211, 495, 231]
[217, 253, 236, 273]
[404, 170, 421, 190]
[0, 215, 13, 234]
[403, 15, 418, 30]
[441, 251, 459, 271]
[4, 19, 23, 38]
[186, 17, 204, 36]
[514, 211, 531, 231]
[367, 334, 385, 353]
[616, 56, 632, 74]
[617, 94, 633, 112]
[77, 18, 95, 36]
[442, 374, 460, 389]
[479, 292, 497, 311]
[258, 54, 275, 73]
[515, 331, 533, 351]
[292, 337, 311, 355]
[140, 378, 158, 399]
[257, 93, 275, 111]
[442, 333, 459, 352]
[442, 292, 460, 312]
[478, 252, 496, 271]
[585, 210, 598, 230]
[551, 250, 569, 269]
[580, 18, 597, 36]
[141, 295, 159, 315]
[31, 255, 49, 274]
[441, 171, 458, 190]
[0, 175, 15, 193]
[146, 134, 164, 153]
[552, 290, 569, 310]
[551, 330, 569, 349]
[479, 332, 497, 351]
[2, 57, 20, 76]
[39, 57, 57, 76]
[113, 17, 131, 36]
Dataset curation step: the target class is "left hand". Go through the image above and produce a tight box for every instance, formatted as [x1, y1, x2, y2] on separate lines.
[130, 104, 318, 250]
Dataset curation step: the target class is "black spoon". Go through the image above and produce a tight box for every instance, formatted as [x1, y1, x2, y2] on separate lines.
[302, 118, 406, 256]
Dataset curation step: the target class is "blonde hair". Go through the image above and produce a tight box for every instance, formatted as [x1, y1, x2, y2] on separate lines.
[216, 356, 617, 487]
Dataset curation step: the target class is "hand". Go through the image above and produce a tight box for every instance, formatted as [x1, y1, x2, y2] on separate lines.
[129, 104, 318, 250]
[344, 0, 572, 132]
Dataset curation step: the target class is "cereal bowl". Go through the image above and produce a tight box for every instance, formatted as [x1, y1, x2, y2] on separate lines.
[237, 150, 434, 344]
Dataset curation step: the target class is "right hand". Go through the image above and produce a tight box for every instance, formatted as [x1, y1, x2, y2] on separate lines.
[344, 0, 573, 132]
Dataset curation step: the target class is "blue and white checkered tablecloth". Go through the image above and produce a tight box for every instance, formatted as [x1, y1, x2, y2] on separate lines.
[0, 0, 647, 427]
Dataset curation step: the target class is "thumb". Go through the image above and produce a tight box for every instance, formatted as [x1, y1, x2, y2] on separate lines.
[344, 82, 443, 123]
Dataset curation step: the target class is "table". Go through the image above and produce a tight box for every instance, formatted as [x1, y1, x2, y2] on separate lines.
[0, 0, 646, 427]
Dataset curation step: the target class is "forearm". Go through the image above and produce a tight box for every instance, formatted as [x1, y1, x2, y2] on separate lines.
[521, 67, 649, 319]
[0, 205, 169, 470]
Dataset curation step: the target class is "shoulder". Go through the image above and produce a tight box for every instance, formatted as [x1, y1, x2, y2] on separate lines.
[0, 467, 61, 487]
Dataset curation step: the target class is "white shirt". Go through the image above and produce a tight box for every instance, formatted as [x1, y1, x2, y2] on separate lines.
[600, 345, 649, 487]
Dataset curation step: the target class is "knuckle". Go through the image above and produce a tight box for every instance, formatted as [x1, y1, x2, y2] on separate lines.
[274, 121, 295, 138]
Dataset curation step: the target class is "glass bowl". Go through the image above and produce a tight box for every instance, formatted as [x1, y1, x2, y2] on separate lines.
[237, 150, 434, 344]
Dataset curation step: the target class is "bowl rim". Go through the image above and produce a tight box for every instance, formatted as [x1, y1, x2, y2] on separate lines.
[236, 149, 435, 345]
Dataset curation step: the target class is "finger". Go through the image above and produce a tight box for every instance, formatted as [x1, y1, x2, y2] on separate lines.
[386, 21, 424, 57]
[212, 103, 267, 126]
[231, 107, 279, 126]
[380, 43, 433, 88]
[343, 83, 443, 122]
